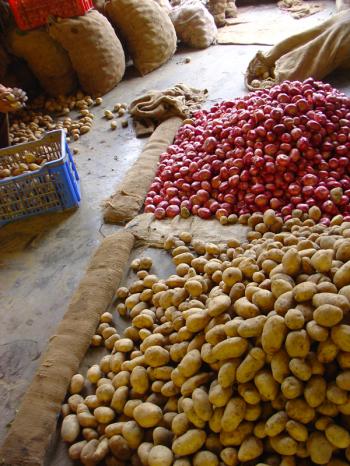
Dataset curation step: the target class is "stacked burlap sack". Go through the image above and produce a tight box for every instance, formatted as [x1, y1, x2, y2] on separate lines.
[206, 0, 237, 27]
[245, 9, 350, 90]
[5, 0, 178, 96]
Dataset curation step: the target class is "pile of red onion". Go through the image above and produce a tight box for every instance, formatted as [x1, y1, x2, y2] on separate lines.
[145, 79, 350, 224]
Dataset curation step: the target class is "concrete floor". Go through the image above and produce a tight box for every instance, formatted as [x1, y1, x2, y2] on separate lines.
[1, 0, 349, 447]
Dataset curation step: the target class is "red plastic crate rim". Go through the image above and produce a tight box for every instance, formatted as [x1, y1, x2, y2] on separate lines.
[9, 0, 93, 31]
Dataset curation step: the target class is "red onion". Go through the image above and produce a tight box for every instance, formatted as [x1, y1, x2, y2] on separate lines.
[146, 79, 350, 221]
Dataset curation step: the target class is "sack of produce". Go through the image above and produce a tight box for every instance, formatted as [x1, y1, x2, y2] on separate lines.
[93, 0, 106, 14]
[6, 28, 77, 97]
[153, 0, 172, 12]
[245, 10, 350, 90]
[170, 0, 217, 49]
[49, 10, 125, 96]
[0, 44, 10, 80]
[105, 0, 177, 76]
[226, 0, 237, 17]
[207, 0, 227, 26]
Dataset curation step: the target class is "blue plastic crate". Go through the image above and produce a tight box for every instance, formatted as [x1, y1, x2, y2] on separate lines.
[0, 130, 80, 226]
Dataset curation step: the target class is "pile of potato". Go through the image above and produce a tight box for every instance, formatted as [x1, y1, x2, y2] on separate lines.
[8, 91, 129, 148]
[61, 209, 350, 466]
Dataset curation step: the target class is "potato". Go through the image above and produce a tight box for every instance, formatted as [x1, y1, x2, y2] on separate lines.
[130, 366, 149, 395]
[109, 435, 132, 460]
[94, 407, 115, 424]
[144, 346, 170, 367]
[172, 412, 191, 436]
[137, 442, 153, 465]
[69, 374, 85, 394]
[285, 330, 310, 358]
[221, 397, 246, 432]
[334, 262, 350, 289]
[178, 349, 202, 377]
[304, 376, 326, 407]
[237, 436, 263, 462]
[218, 360, 240, 388]
[293, 282, 317, 302]
[270, 434, 297, 456]
[208, 295, 232, 317]
[311, 249, 334, 273]
[192, 388, 213, 421]
[172, 429, 206, 456]
[193, 451, 219, 466]
[222, 267, 242, 287]
[271, 279, 293, 298]
[261, 315, 287, 353]
[306, 320, 329, 342]
[325, 424, 350, 449]
[148, 445, 173, 466]
[264, 410, 288, 437]
[289, 358, 311, 382]
[252, 289, 275, 312]
[270, 350, 290, 384]
[236, 348, 266, 383]
[68, 440, 87, 460]
[233, 297, 259, 319]
[284, 309, 305, 330]
[238, 383, 261, 405]
[96, 383, 115, 402]
[212, 337, 248, 360]
[285, 420, 308, 442]
[209, 383, 232, 407]
[237, 315, 267, 338]
[286, 399, 315, 424]
[134, 402, 162, 428]
[314, 305, 343, 327]
[336, 370, 350, 390]
[274, 291, 295, 316]
[307, 432, 333, 465]
[331, 325, 350, 351]
[254, 370, 279, 401]
[313, 293, 350, 312]
[282, 248, 301, 276]
[61, 414, 80, 443]
[87, 365, 102, 384]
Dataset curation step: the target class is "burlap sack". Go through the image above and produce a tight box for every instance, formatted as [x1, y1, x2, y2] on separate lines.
[245, 10, 350, 91]
[207, 0, 227, 27]
[153, 0, 172, 12]
[6, 28, 77, 97]
[170, 0, 217, 49]
[49, 10, 125, 97]
[336, 0, 350, 11]
[93, 0, 106, 14]
[106, 0, 177, 76]
[104, 117, 183, 223]
[0, 231, 135, 466]
[226, 0, 237, 17]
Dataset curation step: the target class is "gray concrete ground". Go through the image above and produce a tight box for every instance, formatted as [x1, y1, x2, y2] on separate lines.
[0, 0, 349, 449]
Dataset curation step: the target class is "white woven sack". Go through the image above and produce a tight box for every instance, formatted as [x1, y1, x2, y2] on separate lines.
[170, 0, 217, 49]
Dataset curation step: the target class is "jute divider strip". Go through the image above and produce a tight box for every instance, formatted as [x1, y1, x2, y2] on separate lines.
[0, 230, 135, 466]
[103, 116, 183, 224]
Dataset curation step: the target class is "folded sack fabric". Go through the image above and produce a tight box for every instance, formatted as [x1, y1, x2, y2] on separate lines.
[128, 83, 208, 137]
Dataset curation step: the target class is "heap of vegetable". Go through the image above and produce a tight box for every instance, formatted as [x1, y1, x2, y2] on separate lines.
[61, 210, 350, 466]
[145, 79, 350, 225]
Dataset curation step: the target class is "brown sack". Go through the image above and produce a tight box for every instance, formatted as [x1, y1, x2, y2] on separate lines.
[245, 10, 350, 91]
[170, 0, 217, 49]
[49, 10, 125, 97]
[226, 0, 237, 17]
[6, 28, 77, 97]
[106, 0, 177, 76]
[0, 230, 134, 466]
[0, 44, 10, 80]
[104, 117, 183, 223]
[207, 0, 227, 27]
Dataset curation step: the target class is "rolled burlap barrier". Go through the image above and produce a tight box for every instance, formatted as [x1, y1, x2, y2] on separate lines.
[0, 230, 135, 466]
[103, 116, 183, 224]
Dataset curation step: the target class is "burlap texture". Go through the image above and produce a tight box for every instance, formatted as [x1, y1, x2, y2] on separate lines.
[129, 84, 208, 124]
[104, 117, 183, 223]
[170, 0, 218, 49]
[106, 0, 177, 76]
[207, 0, 227, 27]
[245, 10, 350, 91]
[49, 10, 125, 97]
[0, 231, 134, 466]
[6, 28, 77, 97]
